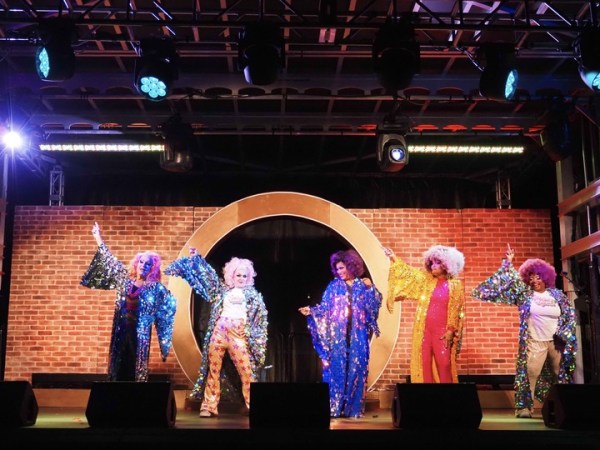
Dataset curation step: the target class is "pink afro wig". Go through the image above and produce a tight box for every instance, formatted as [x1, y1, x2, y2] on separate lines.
[518, 258, 556, 288]
[223, 257, 256, 288]
[423, 245, 465, 279]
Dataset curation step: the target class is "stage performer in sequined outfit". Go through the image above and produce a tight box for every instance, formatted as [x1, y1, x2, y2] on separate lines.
[166, 248, 268, 418]
[384, 245, 465, 383]
[80, 222, 176, 382]
[298, 249, 382, 418]
[472, 244, 577, 418]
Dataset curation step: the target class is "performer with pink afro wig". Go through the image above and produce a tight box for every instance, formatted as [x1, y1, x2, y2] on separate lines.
[472, 244, 577, 418]
[384, 244, 466, 383]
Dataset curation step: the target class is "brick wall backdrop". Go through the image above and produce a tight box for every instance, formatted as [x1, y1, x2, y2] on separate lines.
[4, 205, 553, 391]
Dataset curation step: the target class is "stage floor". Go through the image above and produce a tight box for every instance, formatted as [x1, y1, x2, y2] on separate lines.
[14, 406, 550, 430]
[5, 407, 600, 450]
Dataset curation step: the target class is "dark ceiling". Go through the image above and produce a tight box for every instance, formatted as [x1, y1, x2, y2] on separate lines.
[0, 1, 596, 208]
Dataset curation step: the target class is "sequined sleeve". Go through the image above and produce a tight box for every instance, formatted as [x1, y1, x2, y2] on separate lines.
[153, 283, 178, 360]
[306, 279, 341, 361]
[471, 259, 527, 306]
[553, 288, 578, 352]
[386, 257, 429, 312]
[80, 243, 128, 291]
[365, 283, 382, 337]
[165, 254, 221, 302]
[246, 287, 269, 368]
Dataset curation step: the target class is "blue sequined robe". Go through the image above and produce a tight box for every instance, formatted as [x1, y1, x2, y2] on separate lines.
[307, 277, 382, 418]
[471, 259, 577, 411]
[80, 244, 177, 382]
[165, 254, 268, 401]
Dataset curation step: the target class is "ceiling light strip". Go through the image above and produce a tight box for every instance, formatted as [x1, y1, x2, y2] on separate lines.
[39, 143, 164, 152]
[409, 145, 524, 154]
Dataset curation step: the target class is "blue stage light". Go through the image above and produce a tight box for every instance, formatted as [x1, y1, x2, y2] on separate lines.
[478, 44, 519, 101]
[134, 38, 179, 102]
[35, 20, 76, 82]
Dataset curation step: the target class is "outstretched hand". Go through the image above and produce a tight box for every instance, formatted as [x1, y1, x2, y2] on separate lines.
[505, 243, 515, 263]
[91, 222, 103, 246]
[383, 247, 396, 261]
[298, 306, 310, 316]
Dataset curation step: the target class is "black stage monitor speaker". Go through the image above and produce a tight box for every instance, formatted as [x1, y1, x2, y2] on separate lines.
[249, 382, 330, 429]
[393, 382, 482, 429]
[86, 381, 176, 428]
[542, 383, 600, 429]
[0, 381, 39, 427]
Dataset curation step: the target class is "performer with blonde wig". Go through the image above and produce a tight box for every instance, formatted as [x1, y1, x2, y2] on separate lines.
[166, 249, 268, 417]
[81, 222, 176, 382]
[472, 244, 577, 418]
[384, 245, 465, 383]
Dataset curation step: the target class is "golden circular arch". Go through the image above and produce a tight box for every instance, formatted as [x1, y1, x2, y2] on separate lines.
[169, 191, 400, 388]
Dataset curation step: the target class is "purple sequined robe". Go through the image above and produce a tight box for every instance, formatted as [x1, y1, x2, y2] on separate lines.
[307, 277, 382, 418]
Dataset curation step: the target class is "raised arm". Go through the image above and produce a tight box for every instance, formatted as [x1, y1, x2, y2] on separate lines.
[505, 243, 514, 264]
[92, 222, 104, 247]
[81, 222, 127, 290]
[383, 247, 397, 262]
[471, 243, 524, 305]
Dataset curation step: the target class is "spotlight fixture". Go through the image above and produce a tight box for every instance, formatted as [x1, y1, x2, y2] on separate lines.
[372, 17, 420, 92]
[238, 22, 285, 86]
[134, 37, 179, 101]
[376, 115, 410, 173]
[35, 20, 77, 82]
[160, 114, 195, 172]
[478, 43, 518, 101]
[539, 100, 575, 162]
[576, 27, 600, 92]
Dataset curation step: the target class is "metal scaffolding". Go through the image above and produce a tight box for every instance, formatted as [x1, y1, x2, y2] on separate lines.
[49, 165, 64, 206]
[495, 172, 511, 209]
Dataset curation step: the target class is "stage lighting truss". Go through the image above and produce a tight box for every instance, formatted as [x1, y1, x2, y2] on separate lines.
[35, 20, 77, 82]
[237, 22, 285, 86]
[134, 38, 179, 101]
[576, 27, 600, 92]
[372, 17, 420, 93]
[478, 43, 519, 101]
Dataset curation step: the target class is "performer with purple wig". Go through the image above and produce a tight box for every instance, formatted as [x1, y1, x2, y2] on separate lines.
[384, 244, 466, 383]
[298, 249, 382, 418]
[80, 222, 176, 382]
[472, 244, 577, 418]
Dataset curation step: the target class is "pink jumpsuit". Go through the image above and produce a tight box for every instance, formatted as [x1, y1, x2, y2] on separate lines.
[422, 278, 452, 383]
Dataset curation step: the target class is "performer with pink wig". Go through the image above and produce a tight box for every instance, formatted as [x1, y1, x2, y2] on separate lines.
[81, 222, 176, 382]
[166, 248, 268, 418]
[472, 244, 577, 418]
[384, 245, 466, 383]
